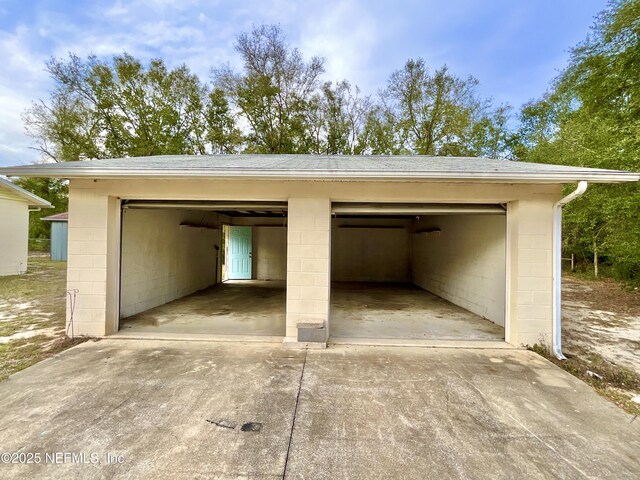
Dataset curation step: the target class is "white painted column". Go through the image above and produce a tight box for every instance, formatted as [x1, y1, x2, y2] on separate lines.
[506, 198, 555, 346]
[66, 181, 109, 336]
[284, 198, 331, 344]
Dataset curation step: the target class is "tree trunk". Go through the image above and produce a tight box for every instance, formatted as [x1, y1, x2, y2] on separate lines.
[593, 237, 599, 277]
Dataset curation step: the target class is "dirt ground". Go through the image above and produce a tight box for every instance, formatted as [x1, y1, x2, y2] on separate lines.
[0, 254, 86, 380]
[562, 274, 640, 375]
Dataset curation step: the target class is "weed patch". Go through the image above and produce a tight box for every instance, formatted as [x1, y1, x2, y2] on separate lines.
[529, 344, 640, 416]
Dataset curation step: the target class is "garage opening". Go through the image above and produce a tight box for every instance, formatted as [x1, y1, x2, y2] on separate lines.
[330, 203, 506, 342]
[117, 200, 287, 339]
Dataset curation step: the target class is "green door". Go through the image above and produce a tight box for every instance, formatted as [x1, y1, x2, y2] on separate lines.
[229, 226, 252, 279]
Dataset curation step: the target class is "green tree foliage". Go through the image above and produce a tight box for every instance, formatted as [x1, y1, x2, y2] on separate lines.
[24, 53, 241, 161]
[369, 59, 513, 157]
[12, 177, 67, 241]
[307, 80, 372, 154]
[22, 53, 243, 239]
[516, 0, 640, 282]
[24, 26, 518, 163]
[213, 25, 325, 153]
[206, 89, 244, 154]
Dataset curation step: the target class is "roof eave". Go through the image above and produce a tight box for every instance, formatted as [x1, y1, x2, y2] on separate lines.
[0, 177, 53, 207]
[0, 167, 638, 184]
[29, 200, 54, 208]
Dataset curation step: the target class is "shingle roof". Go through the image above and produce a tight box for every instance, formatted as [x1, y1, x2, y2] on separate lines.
[0, 155, 637, 183]
[0, 177, 53, 208]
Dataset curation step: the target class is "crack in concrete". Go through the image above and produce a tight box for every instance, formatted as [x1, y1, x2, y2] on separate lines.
[281, 349, 308, 480]
[206, 419, 236, 429]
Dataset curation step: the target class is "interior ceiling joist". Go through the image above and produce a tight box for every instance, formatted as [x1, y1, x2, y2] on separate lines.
[331, 203, 506, 215]
[123, 200, 505, 216]
[122, 200, 288, 212]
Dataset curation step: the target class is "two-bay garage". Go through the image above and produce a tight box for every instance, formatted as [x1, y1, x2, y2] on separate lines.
[4, 155, 634, 349]
[116, 197, 507, 345]
[329, 203, 506, 343]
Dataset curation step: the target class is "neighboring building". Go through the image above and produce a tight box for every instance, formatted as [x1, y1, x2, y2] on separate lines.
[1, 155, 637, 353]
[0, 177, 52, 276]
[42, 212, 69, 261]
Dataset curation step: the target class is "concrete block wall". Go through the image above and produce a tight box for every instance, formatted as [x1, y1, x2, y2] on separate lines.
[253, 226, 287, 280]
[506, 199, 555, 346]
[286, 198, 331, 341]
[0, 198, 29, 276]
[411, 215, 506, 326]
[331, 218, 411, 282]
[119, 209, 220, 318]
[66, 184, 110, 336]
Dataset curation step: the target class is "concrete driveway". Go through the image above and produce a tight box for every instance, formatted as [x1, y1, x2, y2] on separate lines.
[0, 340, 638, 479]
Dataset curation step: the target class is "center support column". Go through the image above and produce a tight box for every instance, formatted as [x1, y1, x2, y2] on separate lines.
[284, 197, 331, 348]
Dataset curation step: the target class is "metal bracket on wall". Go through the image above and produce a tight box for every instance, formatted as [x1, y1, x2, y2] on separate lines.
[179, 223, 220, 230]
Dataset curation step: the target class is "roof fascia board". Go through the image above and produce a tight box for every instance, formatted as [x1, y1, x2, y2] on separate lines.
[0, 177, 53, 207]
[1, 167, 638, 184]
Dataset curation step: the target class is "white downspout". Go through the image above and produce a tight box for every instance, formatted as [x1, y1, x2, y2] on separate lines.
[552, 180, 588, 360]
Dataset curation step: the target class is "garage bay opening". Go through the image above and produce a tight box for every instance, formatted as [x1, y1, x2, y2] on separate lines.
[330, 203, 506, 343]
[117, 200, 287, 339]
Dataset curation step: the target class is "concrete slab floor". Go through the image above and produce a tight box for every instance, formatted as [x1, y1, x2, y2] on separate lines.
[120, 281, 503, 342]
[119, 280, 286, 336]
[331, 282, 504, 340]
[0, 340, 638, 479]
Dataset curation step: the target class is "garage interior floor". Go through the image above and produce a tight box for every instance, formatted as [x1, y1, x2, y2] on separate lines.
[119, 280, 287, 337]
[330, 282, 504, 340]
[119, 281, 504, 342]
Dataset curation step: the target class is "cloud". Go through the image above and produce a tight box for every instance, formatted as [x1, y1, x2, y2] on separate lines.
[104, 1, 129, 17]
[0, 0, 243, 166]
[0, 25, 54, 166]
[0, 84, 41, 166]
[0, 0, 606, 167]
[297, 0, 382, 93]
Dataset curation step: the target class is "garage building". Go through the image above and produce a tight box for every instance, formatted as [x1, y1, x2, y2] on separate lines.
[1, 155, 637, 352]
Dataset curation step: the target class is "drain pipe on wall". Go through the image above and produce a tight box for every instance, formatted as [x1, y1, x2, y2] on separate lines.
[552, 180, 588, 360]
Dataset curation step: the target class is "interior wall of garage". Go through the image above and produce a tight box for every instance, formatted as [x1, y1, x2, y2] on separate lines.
[331, 218, 411, 282]
[229, 217, 287, 280]
[411, 215, 506, 325]
[120, 209, 222, 318]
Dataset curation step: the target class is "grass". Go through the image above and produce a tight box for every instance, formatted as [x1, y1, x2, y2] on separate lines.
[0, 255, 67, 336]
[565, 266, 640, 290]
[529, 344, 640, 417]
[0, 255, 91, 382]
[0, 335, 92, 381]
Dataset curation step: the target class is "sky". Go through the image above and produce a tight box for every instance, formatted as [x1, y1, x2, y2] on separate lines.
[0, 0, 607, 167]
